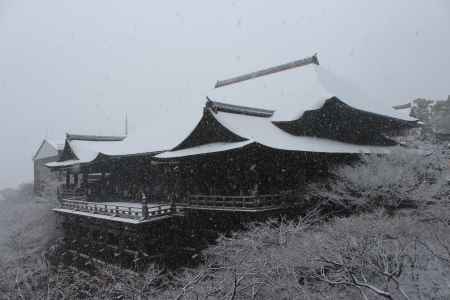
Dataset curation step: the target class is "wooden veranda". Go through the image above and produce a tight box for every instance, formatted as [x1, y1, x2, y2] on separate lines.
[54, 188, 298, 224]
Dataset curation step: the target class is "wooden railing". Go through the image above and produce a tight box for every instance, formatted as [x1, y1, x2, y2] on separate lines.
[182, 191, 297, 209]
[56, 189, 298, 219]
[59, 199, 173, 221]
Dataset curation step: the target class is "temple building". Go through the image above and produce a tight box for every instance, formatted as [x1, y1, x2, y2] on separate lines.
[47, 54, 419, 216]
[33, 139, 65, 195]
[45, 55, 422, 269]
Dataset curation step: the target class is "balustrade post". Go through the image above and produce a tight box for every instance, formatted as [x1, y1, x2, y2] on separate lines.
[141, 199, 149, 220]
[114, 206, 120, 217]
[74, 173, 79, 187]
[57, 187, 62, 202]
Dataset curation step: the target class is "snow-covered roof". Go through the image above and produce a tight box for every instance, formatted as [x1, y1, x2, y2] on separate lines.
[46, 121, 194, 167]
[156, 141, 253, 158]
[217, 109, 397, 153]
[33, 139, 65, 161]
[391, 106, 414, 121]
[209, 62, 416, 122]
[157, 108, 397, 159]
[48, 103, 400, 167]
[46, 139, 130, 168]
[48, 55, 417, 167]
[46, 140, 65, 150]
[46, 159, 82, 168]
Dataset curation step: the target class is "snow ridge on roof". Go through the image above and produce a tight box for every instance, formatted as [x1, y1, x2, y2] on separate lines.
[66, 133, 126, 142]
[393, 103, 412, 110]
[215, 54, 319, 88]
[209, 63, 333, 122]
[207, 98, 274, 118]
[46, 139, 65, 150]
[209, 56, 416, 122]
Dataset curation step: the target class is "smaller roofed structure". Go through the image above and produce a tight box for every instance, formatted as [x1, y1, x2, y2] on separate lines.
[33, 139, 65, 195]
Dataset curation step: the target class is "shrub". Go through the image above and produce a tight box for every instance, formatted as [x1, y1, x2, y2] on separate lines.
[164, 211, 450, 299]
[306, 147, 448, 213]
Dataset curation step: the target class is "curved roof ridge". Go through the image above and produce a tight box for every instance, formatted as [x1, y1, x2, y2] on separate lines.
[206, 98, 274, 118]
[66, 133, 126, 142]
[214, 54, 319, 88]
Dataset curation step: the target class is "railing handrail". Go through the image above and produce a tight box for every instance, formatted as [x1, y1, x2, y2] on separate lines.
[184, 190, 297, 209]
[59, 199, 173, 221]
[61, 199, 167, 210]
[189, 190, 296, 199]
[61, 203, 165, 211]
[57, 190, 297, 218]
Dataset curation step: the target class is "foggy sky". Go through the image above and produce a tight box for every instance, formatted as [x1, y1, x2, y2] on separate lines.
[0, 0, 449, 189]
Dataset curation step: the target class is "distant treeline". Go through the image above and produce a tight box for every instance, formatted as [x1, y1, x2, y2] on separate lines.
[410, 96, 450, 136]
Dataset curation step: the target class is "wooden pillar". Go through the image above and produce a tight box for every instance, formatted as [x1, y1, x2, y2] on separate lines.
[65, 171, 70, 189]
[83, 171, 90, 199]
[100, 172, 106, 201]
[141, 200, 149, 220]
[171, 163, 181, 206]
[109, 172, 114, 195]
[74, 173, 79, 187]
[179, 162, 188, 204]
[145, 160, 152, 202]
[174, 164, 181, 205]
[82, 171, 88, 187]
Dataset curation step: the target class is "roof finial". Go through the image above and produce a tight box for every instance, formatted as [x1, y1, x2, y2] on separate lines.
[312, 53, 320, 65]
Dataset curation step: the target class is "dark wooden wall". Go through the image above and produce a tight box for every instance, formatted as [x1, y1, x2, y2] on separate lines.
[153, 144, 358, 200]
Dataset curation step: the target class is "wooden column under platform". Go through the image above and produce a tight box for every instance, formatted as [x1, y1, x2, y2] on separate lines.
[65, 171, 70, 188]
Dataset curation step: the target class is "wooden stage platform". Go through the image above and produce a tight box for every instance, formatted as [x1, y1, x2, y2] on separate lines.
[54, 192, 295, 224]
